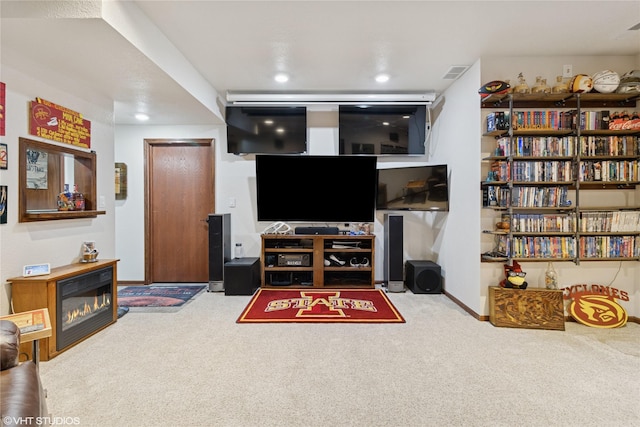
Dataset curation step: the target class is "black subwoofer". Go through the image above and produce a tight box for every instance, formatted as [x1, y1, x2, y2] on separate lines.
[405, 260, 442, 294]
[224, 257, 260, 296]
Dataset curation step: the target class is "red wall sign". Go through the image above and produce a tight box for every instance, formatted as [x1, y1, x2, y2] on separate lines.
[0, 82, 6, 136]
[29, 98, 91, 148]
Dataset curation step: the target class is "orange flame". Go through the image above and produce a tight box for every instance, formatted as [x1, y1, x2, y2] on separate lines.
[64, 293, 111, 326]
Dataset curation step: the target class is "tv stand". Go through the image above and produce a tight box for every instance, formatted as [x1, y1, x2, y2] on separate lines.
[261, 234, 375, 288]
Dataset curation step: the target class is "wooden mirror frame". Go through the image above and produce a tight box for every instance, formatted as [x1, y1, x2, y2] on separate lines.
[19, 137, 105, 222]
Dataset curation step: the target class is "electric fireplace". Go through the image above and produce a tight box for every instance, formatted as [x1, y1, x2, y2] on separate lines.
[7, 259, 119, 361]
[56, 266, 114, 351]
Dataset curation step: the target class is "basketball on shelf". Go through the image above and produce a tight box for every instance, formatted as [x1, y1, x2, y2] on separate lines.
[570, 74, 593, 93]
[616, 70, 640, 94]
[591, 70, 620, 93]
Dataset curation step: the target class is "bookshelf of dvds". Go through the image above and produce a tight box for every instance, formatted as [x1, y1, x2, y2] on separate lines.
[481, 92, 640, 263]
[261, 234, 375, 288]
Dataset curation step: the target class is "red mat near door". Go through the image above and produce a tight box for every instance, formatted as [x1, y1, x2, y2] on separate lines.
[237, 288, 405, 323]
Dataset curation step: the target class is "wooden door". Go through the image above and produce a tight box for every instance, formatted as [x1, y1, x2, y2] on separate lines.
[145, 139, 215, 283]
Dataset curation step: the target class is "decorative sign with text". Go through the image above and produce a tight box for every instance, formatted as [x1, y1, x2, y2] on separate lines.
[562, 284, 629, 328]
[29, 98, 91, 148]
[0, 82, 6, 136]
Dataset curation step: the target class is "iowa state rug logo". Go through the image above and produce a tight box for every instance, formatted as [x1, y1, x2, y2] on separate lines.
[569, 295, 628, 329]
[237, 289, 405, 323]
[266, 291, 376, 318]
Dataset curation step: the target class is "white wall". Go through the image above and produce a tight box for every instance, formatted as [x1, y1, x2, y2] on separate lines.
[114, 54, 639, 319]
[114, 125, 225, 281]
[430, 60, 483, 314]
[114, 111, 446, 283]
[0, 65, 116, 315]
[4, 54, 638, 320]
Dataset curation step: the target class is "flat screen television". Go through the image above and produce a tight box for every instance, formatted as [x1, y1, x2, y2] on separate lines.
[339, 105, 427, 155]
[226, 106, 307, 154]
[255, 155, 378, 222]
[376, 165, 449, 211]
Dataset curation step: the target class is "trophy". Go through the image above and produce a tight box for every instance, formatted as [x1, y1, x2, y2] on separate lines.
[82, 241, 99, 263]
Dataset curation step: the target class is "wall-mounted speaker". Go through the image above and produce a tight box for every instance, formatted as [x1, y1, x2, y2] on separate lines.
[405, 260, 442, 294]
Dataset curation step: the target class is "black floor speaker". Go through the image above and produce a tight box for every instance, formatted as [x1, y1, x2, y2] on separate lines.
[405, 260, 442, 294]
[207, 213, 231, 292]
[384, 214, 404, 292]
[224, 257, 260, 296]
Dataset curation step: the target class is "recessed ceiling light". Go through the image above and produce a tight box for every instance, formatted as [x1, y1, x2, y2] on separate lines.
[274, 73, 289, 83]
[375, 74, 390, 83]
[264, 119, 274, 125]
[135, 113, 149, 121]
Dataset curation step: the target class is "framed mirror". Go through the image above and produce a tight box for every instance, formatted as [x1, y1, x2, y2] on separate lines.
[19, 137, 104, 222]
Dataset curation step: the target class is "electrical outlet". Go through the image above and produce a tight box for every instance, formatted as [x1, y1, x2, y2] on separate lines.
[563, 64, 573, 78]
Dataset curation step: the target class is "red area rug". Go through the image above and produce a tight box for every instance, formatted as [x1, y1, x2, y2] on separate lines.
[237, 289, 405, 323]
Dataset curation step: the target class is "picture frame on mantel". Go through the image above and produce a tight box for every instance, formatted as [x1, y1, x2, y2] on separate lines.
[115, 162, 127, 200]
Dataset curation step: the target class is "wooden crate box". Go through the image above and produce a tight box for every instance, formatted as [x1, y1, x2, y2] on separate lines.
[489, 286, 565, 331]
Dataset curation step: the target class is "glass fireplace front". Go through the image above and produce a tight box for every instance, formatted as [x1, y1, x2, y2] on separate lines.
[56, 266, 113, 351]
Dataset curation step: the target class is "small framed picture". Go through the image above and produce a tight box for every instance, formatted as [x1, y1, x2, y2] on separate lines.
[0, 143, 7, 169]
[0, 185, 6, 224]
[115, 162, 127, 200]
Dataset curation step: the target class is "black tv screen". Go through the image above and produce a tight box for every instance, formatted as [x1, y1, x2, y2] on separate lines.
[226, 106, 307, 154]
[377, 165, 449, 211]
[339, 105, 426, 155]
[256, 155, 378, 222]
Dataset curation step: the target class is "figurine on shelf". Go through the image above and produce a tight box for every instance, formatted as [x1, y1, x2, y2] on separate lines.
[499, 261, 528, 289]
[73, 184, 85, 211]
[57, 184, 74, 211]
[532, 76, 551, 93]
[514, 73, 530, 94]
[82, 241, 99, 263]
[552, 76, 569, 93]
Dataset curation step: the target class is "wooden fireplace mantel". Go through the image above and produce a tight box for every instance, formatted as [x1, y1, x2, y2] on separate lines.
[8, 259, 119, 361]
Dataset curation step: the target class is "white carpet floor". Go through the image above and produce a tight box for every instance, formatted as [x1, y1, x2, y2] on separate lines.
[38, 288, 639, 427]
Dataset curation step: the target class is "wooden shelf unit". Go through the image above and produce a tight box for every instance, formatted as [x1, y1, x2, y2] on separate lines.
[261, 234, 375, 289]
[8, 259, 119, 361]
[19, 137, 105, 222]
[481, 92, 640, 263]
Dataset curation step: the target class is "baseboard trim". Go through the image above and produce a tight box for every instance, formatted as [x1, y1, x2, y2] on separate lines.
[444, 291, 489, 321]
[117, 280, 146, 286]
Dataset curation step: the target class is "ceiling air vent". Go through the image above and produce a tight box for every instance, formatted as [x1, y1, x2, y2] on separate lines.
[442, 65, 470, 80]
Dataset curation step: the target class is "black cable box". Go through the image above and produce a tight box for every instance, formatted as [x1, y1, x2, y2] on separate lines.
[295, 226, 340, 235]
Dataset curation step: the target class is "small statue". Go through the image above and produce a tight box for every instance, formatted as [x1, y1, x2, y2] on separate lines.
[499, 261, 528, 289]
[514, 73, 530, 94]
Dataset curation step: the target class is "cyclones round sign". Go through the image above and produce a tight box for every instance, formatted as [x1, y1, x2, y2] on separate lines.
[569, 295, 628, 328]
